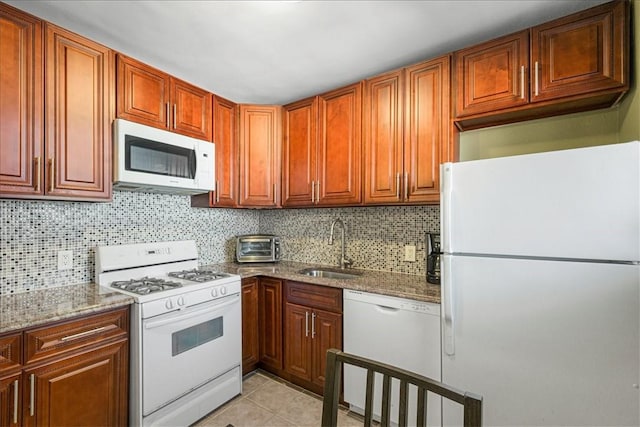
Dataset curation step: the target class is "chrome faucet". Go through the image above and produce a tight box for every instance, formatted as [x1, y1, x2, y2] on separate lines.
[328, 219, 353, 269]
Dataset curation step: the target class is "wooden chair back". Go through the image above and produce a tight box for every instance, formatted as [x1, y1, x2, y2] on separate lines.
[321, 348, 482, 427]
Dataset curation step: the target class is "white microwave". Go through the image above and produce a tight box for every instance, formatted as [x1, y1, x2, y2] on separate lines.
[113, 119, 215, 195]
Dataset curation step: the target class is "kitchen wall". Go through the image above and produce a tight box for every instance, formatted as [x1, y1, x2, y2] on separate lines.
[260, 205, 439, 275]
[459, 0, 640, 161]
[0, 191, 258, 294]
[0, 191, 438, 294]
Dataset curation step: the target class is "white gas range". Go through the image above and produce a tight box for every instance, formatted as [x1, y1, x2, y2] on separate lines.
[96, 240, 241, 426]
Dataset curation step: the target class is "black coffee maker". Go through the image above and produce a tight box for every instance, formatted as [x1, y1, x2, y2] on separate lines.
[426, 232, 441, 284]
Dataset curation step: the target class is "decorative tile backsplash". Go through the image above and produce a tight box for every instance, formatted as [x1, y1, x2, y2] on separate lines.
[260, 205, 439, 275]
[0, 191, 258, 294]
[1, 191, 439, 294]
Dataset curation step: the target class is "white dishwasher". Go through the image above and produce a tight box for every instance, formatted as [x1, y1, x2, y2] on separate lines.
[343, 289, 441, 427]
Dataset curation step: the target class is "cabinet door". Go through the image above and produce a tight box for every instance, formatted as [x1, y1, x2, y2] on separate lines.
[317, 83, 362, 205]
[282, 97, 318, 207]
[363, 71, 404, 204]
[213, 95, 238, 207]
[116, 54, 169, 129]
[404, 56, 450, 204]
[0, 4, 43, 197]
[23, 340, 128, 427]
[283, 303, 313, 382]
[531, 0, 628, 102]
[0, 373, 20, 427]
[238, 105, 281, 207]
[45, 24, 112, 199]
[259, 278, 283, 371]
[171, 78, 212, 141]
[241, 278, 259, 375]
[311, 309, 342, 388]
[454, 30, 529, 118]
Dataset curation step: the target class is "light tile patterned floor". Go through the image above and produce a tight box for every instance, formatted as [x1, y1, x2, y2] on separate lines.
[193, 371, 362, 427]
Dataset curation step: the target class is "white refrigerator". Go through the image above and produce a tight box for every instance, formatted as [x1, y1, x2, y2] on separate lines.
[440, 141, 639, 426]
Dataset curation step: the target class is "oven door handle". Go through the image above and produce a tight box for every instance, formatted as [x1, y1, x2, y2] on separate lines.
[144, 294, 240, 330]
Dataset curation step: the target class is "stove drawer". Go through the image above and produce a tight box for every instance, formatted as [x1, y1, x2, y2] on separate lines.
[24, 307, 129, 366]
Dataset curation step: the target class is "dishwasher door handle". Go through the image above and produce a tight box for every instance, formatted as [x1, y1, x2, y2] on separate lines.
[375, 305, 400, 313]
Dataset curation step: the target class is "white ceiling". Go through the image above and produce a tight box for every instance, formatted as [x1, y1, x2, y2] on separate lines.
[8, 0, 608, 105]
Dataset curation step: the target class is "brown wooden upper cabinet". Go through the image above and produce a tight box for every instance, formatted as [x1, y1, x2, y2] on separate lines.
[282, 82, 362, 207]
[238, 105, 281, 207]
[0, 3, 112, 201]
[191, 95, 239, 208]
[116, 54, 212, 141]
[454, 0, 629, 130]
[364, 56, 450, 205]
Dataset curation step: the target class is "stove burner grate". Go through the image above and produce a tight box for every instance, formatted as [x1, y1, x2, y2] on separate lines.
[168, 269, 231, 282]
[111, 277, 183, 295]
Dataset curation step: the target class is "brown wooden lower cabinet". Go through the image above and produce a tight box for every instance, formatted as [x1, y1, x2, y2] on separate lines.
[1, 373, 21, 426]
[24, 340, 128, 427]
[0, 306, 129, 427]
[240, 277, 342, 396]
[283, 281, 342, 395]
[241, 278, 260, 375]
[259, 278, 283, 373]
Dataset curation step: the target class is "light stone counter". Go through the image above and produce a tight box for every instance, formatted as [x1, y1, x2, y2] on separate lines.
[204, 261, 441, 304]
[0, 283, 133, 334]
[2, 262, 438, 334]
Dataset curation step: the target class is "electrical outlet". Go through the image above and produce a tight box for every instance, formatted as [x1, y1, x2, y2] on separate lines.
[404, 245, 416, 262]
[58, 250, 73, 270]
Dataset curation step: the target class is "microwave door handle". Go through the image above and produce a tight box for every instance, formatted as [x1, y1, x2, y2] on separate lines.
[189, 148, 197, 178]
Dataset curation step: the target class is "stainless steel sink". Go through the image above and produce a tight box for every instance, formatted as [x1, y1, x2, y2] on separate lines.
[297, 268, 362, 280]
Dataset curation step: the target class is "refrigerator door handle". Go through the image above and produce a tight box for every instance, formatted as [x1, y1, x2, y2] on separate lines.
[440, 163, 452, 253]
[442, 255, 455, 356]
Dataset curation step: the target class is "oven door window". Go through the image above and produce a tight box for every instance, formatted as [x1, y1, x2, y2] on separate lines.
[125, 135, 196, 178]
[172, 316, 223, 356]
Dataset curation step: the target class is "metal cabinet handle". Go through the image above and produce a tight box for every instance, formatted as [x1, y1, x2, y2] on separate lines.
[60, 326, 108, 342]
[48, 159, 54, 193]
[534, 61, 539, 96]
[404, 173, 409, 200]
[305, 311, 309, 337]
[29, 374, 35, 417]
[396, 173, 401, 199]
[216, 180, 220, 203]
[34, 157, 40, 192]
[273, 183, 277, 204]
[173, 104, 177, 129]
[311, 312, 316, 338]
[13, 379, 18, 424]
[316, 180, 320, 204]
[311, 181, 315, 203]
[520, 65, 525, 99]
[166, 103, 170, 128]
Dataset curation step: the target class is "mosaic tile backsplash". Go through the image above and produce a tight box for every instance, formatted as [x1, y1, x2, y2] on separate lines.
[1, 191, 439, 294]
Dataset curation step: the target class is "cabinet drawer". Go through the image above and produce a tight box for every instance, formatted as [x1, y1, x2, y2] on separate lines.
[0, 333, 21, 375]
[24, 307, 129, 366]
[285, 281, 342, 313]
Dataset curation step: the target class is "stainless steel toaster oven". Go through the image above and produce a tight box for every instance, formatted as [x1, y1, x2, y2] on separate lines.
[236, 235, 281, 263]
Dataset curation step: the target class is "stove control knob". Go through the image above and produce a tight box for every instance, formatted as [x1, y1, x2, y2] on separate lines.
[211, 288, 218, 297]
[178, 296, 185, 306]
[165, 299, 174, 310]
[220, 286, 227, 295]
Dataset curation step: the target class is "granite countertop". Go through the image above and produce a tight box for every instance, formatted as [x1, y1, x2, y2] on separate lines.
[0, 283, 133, 334]
[1, 262, 438, 335]
[203, 261, 441, 305]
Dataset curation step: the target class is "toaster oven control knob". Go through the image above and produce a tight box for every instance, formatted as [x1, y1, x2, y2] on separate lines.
[178, 296, 185, 306]
[210, 288, 218, 297]
[220, 286, 227, 295]
[165, 299, 174, 310]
